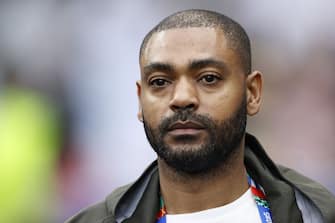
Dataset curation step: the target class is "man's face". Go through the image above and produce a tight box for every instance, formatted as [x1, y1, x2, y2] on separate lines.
[137, 27, 249, 174]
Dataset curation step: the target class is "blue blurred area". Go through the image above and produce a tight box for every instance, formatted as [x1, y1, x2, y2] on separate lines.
[0, 1, 334, 222]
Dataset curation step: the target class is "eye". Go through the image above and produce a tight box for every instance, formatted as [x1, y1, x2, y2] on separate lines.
[199, 74, 222, 85]
[149, 78, 170, 88]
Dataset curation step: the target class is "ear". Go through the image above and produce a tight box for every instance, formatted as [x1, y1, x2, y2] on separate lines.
[246, 71, 263, 116]
[136, 81, 143, 122]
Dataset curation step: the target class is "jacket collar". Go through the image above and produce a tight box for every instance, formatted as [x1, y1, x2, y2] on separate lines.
[107, 133, 304, 223]
[245, 133, 303, 223]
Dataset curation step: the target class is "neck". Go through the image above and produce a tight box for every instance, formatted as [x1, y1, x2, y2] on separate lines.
[158, 141, 248, 214]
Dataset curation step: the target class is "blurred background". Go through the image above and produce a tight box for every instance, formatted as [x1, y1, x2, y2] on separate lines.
[0, 0, 334, 222]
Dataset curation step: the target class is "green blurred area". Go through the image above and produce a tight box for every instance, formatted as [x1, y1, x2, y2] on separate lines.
[0, 86, 61, 223]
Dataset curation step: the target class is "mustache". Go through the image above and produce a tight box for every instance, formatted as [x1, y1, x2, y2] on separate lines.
[158, 110, 214, 133]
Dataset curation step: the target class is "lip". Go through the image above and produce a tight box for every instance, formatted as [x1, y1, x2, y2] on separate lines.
[167, 121, 205, 134]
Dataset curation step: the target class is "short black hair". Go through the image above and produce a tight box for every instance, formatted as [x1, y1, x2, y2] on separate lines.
[139, 9, 251, 74]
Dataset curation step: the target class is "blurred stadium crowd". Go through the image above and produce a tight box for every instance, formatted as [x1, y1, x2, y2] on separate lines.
[0, 1, 334, 222]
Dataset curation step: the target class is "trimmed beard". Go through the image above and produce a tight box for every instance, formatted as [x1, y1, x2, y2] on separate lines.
[143, 96, 247, 175]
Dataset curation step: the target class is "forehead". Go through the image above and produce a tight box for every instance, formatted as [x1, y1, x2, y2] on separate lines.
[140, 27, 238, 70]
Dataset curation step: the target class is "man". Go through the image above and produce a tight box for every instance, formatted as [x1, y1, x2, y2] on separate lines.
[66, 9, 335, 223]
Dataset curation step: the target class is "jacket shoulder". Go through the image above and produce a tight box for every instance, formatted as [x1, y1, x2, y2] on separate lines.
[278, 164, 335, 200]
[65, 201, 114, 223]
[65, 183, 132, 223]
[278, 165, 335, 223]
[105, 182, 133, 214]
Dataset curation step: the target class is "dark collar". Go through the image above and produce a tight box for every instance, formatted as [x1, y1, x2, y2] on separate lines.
[108, 133, 304, 223]
[245, 133, 303, 223]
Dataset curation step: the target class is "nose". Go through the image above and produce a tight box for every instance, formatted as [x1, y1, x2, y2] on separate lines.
[169, 77, 199, 112]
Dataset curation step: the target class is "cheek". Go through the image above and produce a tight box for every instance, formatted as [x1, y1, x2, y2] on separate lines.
[141, 93, 169, 127]
[200, 94, 230, 118]
[199, 85, 244, 119]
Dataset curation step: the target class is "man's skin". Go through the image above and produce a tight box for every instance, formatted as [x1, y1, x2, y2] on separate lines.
[136, 27, 263, 214]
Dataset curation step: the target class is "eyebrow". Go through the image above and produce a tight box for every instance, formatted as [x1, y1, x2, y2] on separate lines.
[189, 58, 228, 71]
[142, 58, 228, 79]
[143, 62, 175, 78]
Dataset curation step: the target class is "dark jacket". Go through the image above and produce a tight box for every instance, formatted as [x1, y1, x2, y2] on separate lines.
[65, 134, 335, 223]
